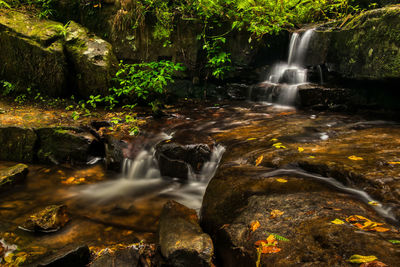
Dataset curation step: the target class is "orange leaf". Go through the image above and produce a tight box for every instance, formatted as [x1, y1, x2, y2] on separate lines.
[260, 246, 281, 254]
[255, 155, 264, 166]
[372, 227, 390, 232]
[254, 240, 267, 246]
[250, 221, 261, 232]
[360, 261, 388, 267]
[270, 210, 284, 218]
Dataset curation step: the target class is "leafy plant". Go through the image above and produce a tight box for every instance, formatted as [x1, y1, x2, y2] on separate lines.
[0, 0, 11, 8]
[0, 80, 15, 96]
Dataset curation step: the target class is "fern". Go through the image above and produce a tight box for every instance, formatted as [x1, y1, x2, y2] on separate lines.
[265, 232, 290, 242]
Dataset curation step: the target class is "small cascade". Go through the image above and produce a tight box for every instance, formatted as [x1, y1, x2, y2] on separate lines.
[262, 29, 315, 105]
[73, 133, 225, 210]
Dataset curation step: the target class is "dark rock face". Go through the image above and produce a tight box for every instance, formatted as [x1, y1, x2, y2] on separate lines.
[159, 200, 214, 267]
[0, 127, 37, 162]
[20, 205, 70, 233]
[37, 245, 90, 267]
[104, 135, 127, 172]
[36, 127, 96, 164]
[201, 166, 400, 266]
[0, 164, 28, 190]
[156, 131, 214, 179]
[89, 247, 140, 267]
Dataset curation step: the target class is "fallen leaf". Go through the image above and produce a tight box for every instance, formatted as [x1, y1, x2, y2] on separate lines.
[346, 215, 389, 232]
[250, 220, 261, 232]
[347, 255, 378, 264]
[272, 142, 286, 149]
[368, 201, 379, 206]
[247, 138, 257, 141]
[388, 161, 400, 165]
[276, 178, 288, 183]
[175, 240, 181, 246]
[388, 240, 400, 244]
[348, 155, 363, 161]
[298, 147, 304, 152]
[308, 156, 315, 159]
[360, 261, 387, 267]
[270, 210, 284, 218]
[270, 138, 278, 142]
[331, 218, 345, 224]
[261, 246, 281, 253]
[255, 155, 264, 166]
[372, 227, 390, 232]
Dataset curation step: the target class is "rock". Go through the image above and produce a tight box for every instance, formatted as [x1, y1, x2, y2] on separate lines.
[201, 165, 400, 266]
[225, 83, 250, 100]
[36, 127, 97, 164]
[307, 5, 400, 81]
[0, 164, 28, 189]
[297, 84, 351, 107]
[156, 131, 214, 179]
[104, 135, 127, 172]
[64, 21, 118, 98]
[90, 247, 140, 267]
[159, 200, 213, 267]
[0, 127, 37, 162]
[0, 10, 68, 96]
[37, 245, 90, 267]
[20, 205, 70, 233]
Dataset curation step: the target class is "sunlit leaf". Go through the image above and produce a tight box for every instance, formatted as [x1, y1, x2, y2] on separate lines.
[388, 161, 400, 165]
[250, 220, 261, 232]
[276, 178, 287, 183]
[368, 201, 379, 206]
[372, 227, 390, 232]
[247, 137, 257, 141]
[272, 142, 286, 149]
[388, 240, 400, 244]
[266, 232, 290, 242]
[331, 218, 345, 224]
[345, 215, 389, 232]
[308, 156, 315, 159]
[347, 255, 378, 263]
[298, 147, 304, 152]
[270, 138, 278, 142]
[270, 210, 284, 218]
[255, 155, 264, 166]
[348, 155, 363, 161]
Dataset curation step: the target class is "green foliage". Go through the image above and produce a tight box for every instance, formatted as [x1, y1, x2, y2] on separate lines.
[0, 80, 15, 96]
[265, 232, 290, 242]
[0, 0, 11, 8]
[203, 36, 232, 79]
[32, 0, 55, 19]
[110, 60, 185, 110]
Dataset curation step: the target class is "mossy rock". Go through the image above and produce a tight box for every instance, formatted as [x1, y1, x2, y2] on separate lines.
[0, 10, 68, 96]
[0, 163, 28, 189]
[20, 205, 70, 233]
[0, 127, 37, 162]
[64, 21, 118, 98]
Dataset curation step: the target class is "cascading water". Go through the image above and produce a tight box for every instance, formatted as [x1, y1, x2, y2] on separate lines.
[262, 29, 315, 105]
[71, 133, 225, 210]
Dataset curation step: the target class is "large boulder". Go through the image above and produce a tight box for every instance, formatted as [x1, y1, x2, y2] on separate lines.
[0, 10, 68, 96]
[0, 127, 37, 162]
[159, 200, 214, 267]
[0, 164, 28, 190]
[36, 127, 98, 164]
[307, 5, 400, 81]
[64, 21, 118, 98]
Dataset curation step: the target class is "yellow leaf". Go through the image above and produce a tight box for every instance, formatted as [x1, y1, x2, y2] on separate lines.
[348, 155, 363, 161]
[276, 178, 288, 183]
[347, 255, 378, 263]
[105, 227, 113, 231]
[270, 138, 278, 142]
[175, 240, 181, 246]
[255, 155, 264, 166]
[270, 210, 284, 218]
[247, 137, 257, 141]
[373, 227, 390, 232]
[165, 139, 171, 143]
[308, 156, 315, 159]
[368, 201, 379, 206]
[272, 142, 286, 149]
[388, 161, 400, 165]
[331, 219, 345, 224]
[298, 147, 304, 152]
[250, 220, 261, 232]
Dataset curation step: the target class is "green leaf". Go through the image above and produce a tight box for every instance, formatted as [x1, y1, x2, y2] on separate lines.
[389, 240, 400, 244]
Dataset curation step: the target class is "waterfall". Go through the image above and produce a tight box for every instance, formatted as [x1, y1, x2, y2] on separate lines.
[262, 29, 315, 105]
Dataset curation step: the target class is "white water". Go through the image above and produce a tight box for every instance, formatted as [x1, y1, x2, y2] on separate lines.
[263, 29, 315, 105]
[71, 134, 225, 210]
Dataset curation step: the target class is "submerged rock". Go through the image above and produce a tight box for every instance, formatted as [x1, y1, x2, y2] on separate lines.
[37, 245, 90, 267]
[159, 200, 213, 267]
[201, 165, 400, 266]
[0, 164, 28, 190]
[156, 130, 214, 179]
[20, 205, 70, 233]
[0, 127, 37, 162]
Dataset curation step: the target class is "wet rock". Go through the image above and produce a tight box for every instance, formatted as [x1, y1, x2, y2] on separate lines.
[0, 164, 28, 190]
[156, 131, 214, 179]
[297, 84, 350, 108]
[0, 127, 37, 162]
[37, 245, 90, 267]
[201, 165, 400, 266]
[0, 10, 68, 96]
[225, 83, 250, 100]
[90, 246, 140, 267]
[104, 135, 127, 172]
[20, 205, 70, 233]
[159, 200, 213, 267]
[64, 21, 118, 98]
[36, 127, 97, 164]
